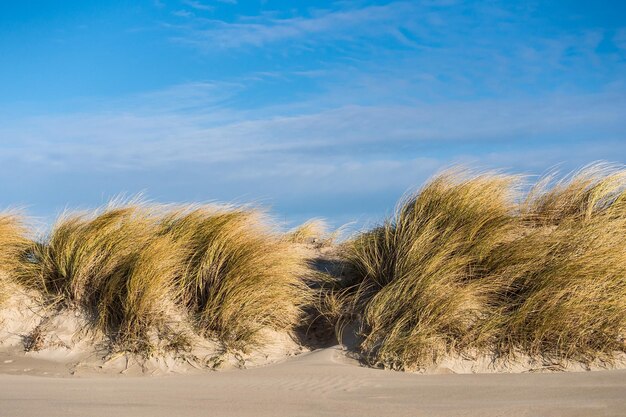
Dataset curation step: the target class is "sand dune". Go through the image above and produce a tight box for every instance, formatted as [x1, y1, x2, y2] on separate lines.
[1, 167, 625, 416]
[0, 347, 625, 417]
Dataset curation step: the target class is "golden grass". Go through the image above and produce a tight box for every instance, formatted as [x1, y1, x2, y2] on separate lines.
[160, 206, 309, 349]
[1, 162, 625, 367]
[343, 170, 520, 369]
[21, 203, 308, 352]
[0, 213, 32, 306]
[25, 204, 182, 350]
[287, 218, 341, 248]
[488, 164, 626, 361]
[341, 164, 626, 369]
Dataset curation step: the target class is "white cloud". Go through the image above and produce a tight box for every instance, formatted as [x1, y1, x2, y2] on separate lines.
[1, 83, 624, 173]
[173, 10, 194, 18]
[1, 82, 624, 225]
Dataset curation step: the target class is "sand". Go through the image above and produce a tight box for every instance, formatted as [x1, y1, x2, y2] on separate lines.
[2, 286, 626, 417]
[0, 346, 624, 417]
[1, 271, 625, 416]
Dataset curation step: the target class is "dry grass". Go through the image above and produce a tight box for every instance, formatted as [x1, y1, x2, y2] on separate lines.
[488, 164, 626, 362]
[2, 163, 625, 368]
[287, 219, 341, 248]
[0, 213, 32, 306]
[288, 219, 328, 244]
[343, 170, 520, 369]
[21, 202, 309, 353]
[341, 164, 626, 369]
[25, 204, 183, 351]
[160, 206, 309, 349]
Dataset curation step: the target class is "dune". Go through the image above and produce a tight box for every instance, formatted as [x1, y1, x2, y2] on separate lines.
[1, 164, 625, 416]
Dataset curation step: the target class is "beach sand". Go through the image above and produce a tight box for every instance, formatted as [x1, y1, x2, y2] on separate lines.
[0, 346, 625, 417]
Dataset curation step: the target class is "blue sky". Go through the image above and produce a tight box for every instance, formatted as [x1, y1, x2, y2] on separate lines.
[1, 0, 625, 228]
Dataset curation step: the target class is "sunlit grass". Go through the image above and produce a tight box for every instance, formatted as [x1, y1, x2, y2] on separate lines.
[160, 206, 309, 349]
[1, 163, 625, 368]
[342, 170, 520, 369]
[0, 213, 32, 306]
[340, 164, 626, 369]
[20, 202, 308, 353]
[488, 164, 626, 362]
[287, 219, 342, 248]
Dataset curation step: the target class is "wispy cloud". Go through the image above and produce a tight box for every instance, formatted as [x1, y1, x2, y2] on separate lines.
[164, 0, 626, 101]
[171, 1, 416, 49]
[182, 0, 214, 12]
[2, 82, 624, 171]
[3, 1, 626, 224]
[173, 9, 194, 18]
[1, 80, 625, 224]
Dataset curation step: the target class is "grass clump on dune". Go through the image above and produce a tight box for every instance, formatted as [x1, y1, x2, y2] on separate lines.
[489, 164, 626, 362]
[341, 164, 626, 370]
[0, 213, 32, 306]
[2, 162, 625, 369]
[27, 204, 184, 351]
[343, 170, 520, 369]
[160, 206, 309, 349]
[23, 203, 309, 353]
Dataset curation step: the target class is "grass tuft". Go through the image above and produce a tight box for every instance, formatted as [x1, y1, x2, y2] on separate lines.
[2, 163, 625, 368]
[287, 218, 340, 248]
[0, 213, 32, 306]
[343, 170, 521, 369]
[341, 164, 626, 369]
[160, 206, 310, 349]
[488, 163, 626, 361]
[21, 202, 308, 353]
[26, 204, 182, 350]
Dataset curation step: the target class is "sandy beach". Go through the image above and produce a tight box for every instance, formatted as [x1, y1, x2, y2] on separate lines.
[2, 1, 626, 416]
[0, 347, 624, 417]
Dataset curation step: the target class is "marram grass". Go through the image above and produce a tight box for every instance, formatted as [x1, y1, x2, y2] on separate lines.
[488, 164, 626, 362]
[0, 213, 32, 306]
[341, 164, 626, 370]
[19, 203, 309, 353]
[287, 218, 340, 247]
[0, 163, 625, 368]
[25, 204, 188, 351]
[159, 206, 309, 349]
[343, 170, 521, 369]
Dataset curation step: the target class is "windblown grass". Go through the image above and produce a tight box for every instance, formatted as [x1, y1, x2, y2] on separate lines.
[287, 218, 341, 248]
[0, 213, 32, 306]
[160, 206, 309, 349]
[341, 164, 626, 369]
[488, 164, 626, 361]
[25, 204, 183, 351]
[343, 170, 520, 369]
[23, 203, 309, 352]
[2, 163, 625, 368]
